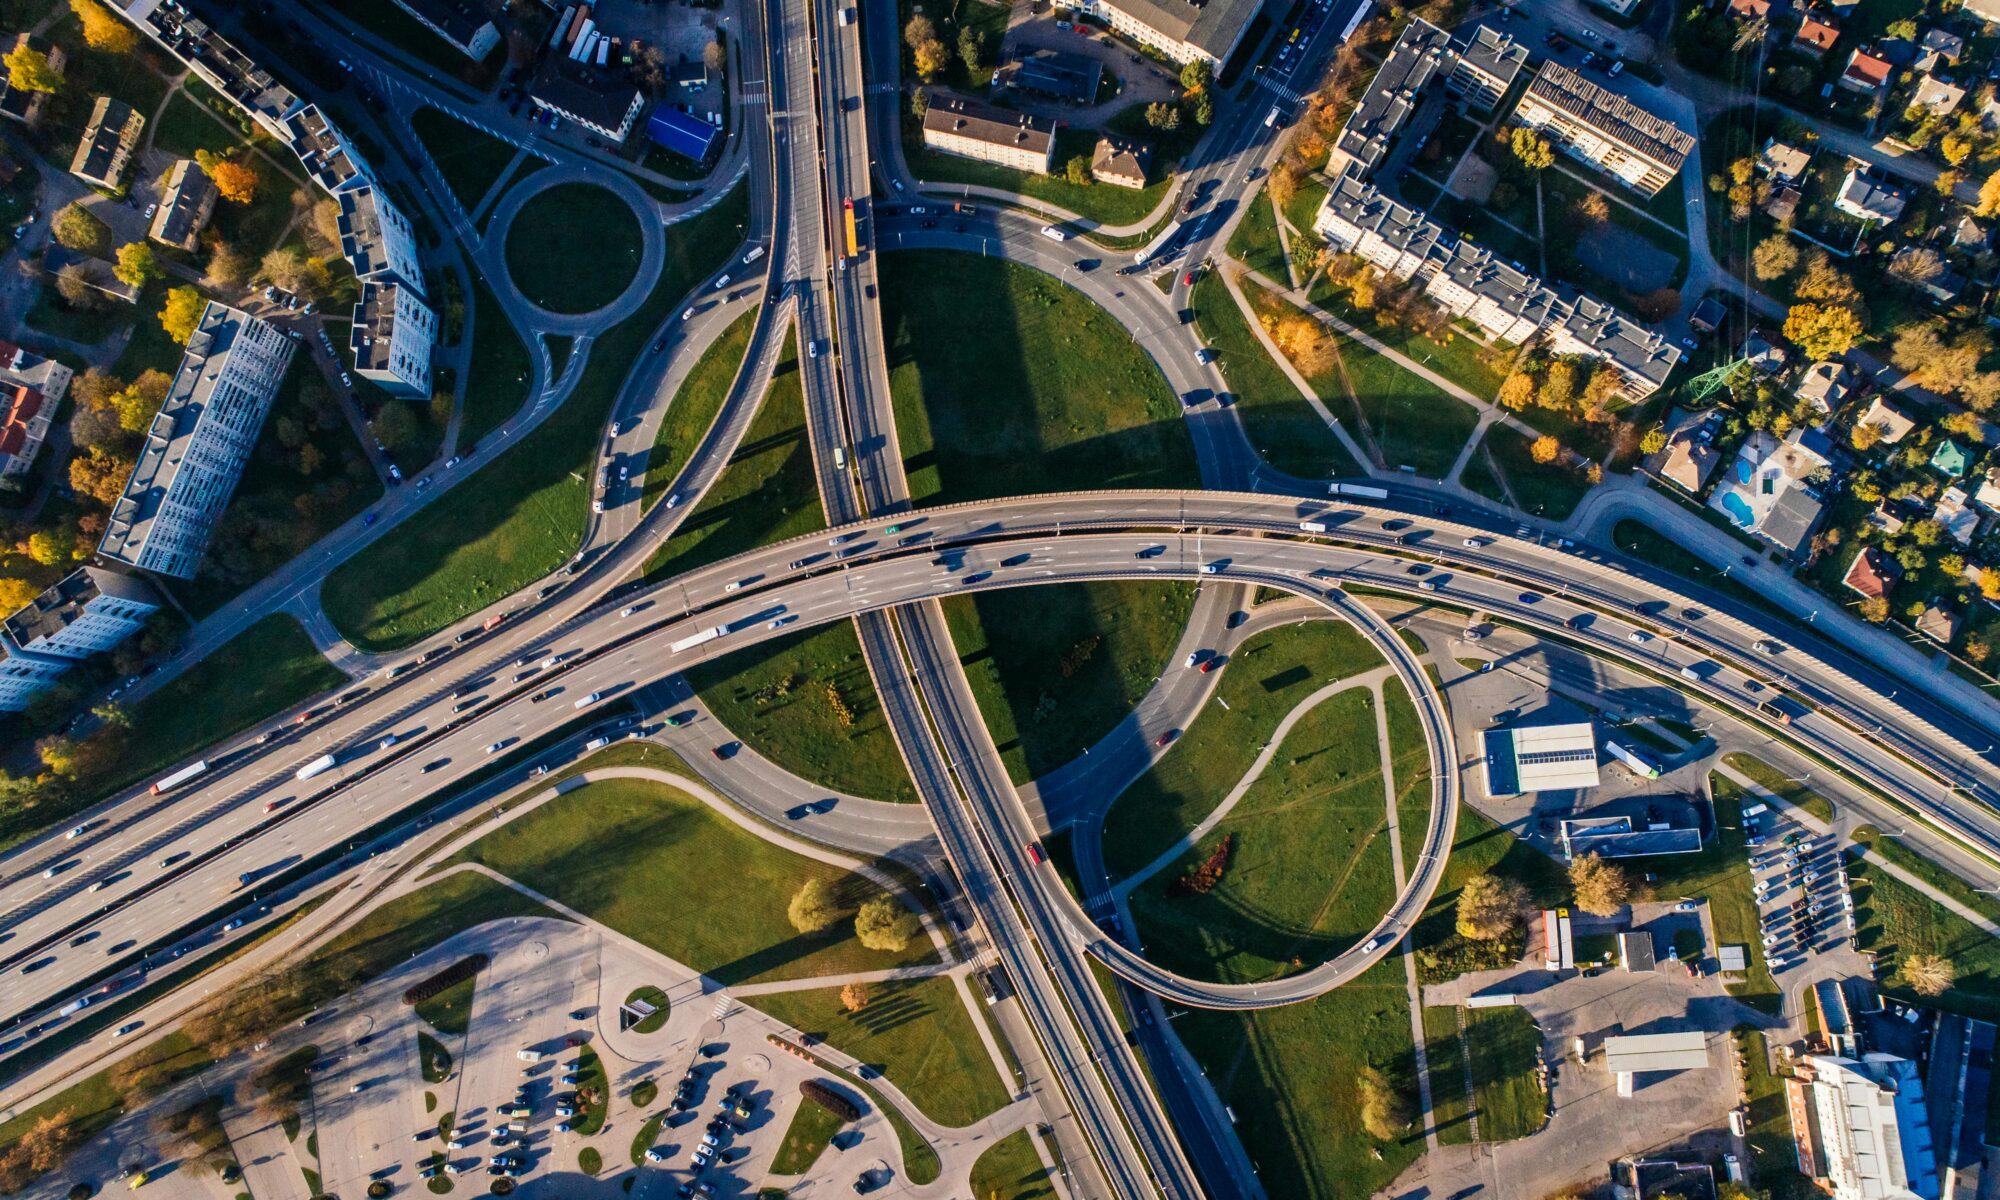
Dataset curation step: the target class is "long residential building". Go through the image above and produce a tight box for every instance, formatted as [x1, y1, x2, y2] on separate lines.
[1333, 19, 1526, 179]
[139, 1, 302, 138]
[1510, 62, 1694, 196]
[98, 303, 296, 580]
[0, 340, 73, 479]
[284, 104, 371, 195]
[1061, 0, 1264, 67]
[1314, 170, 1680, 396]
[338, 185, 425, 294]
[150, 159, 219, 252]
[351, 281, 437, 398]
[0, 567, 159, 711]
[387, 0, 500, 60]
[69, 96, 144, 190]
[920, 92, 1057, 174]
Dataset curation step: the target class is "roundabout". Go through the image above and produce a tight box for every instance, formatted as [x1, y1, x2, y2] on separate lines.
[481, 167, 668, 334]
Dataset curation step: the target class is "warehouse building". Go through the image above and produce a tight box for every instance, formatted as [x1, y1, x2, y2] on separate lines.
[1603, 1032, 1712, 1097]
[1481, 721, 1601, 796]
[647, 106, 721, 164]
[1797, 1054, 1941, 1200]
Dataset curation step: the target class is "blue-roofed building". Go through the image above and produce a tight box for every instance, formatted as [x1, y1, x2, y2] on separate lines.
[648, 107, 719, 163]
[1804, 1053, 1941, 1200]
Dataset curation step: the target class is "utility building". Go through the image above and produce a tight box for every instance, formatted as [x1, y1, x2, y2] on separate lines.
[1603, 1032, 1712, 1097]
[1481, 721, 1601, 796]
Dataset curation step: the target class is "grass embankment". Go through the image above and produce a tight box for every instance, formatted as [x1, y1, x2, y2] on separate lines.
[0, 1032, 210, 1186]
[881, 251, 1196, 506]
[969, 1130, 1057, 1200]
[1126, 687, 1395, 984]
[1848, 852, 2000, 1024]
[1100, 619, 1385, 878]
[445, 776, 934, 984]
[411, 107, 524, 213]
[1227, 186, 1288, 282]
[414, 975, 477, 1036]
[769, 1098, 845, 1174]
[641, 308, 758, 511]
[686, 621, 917, 803]
[457, 276, 534, 447]
[502, 183, 645, 315]
[749, 975, 1010, 1126]
[644, 329, 818, 580]
[1462, 424, 1593, 520]
[1722, 753, 1836, 823]
[942, 581, 1196, 785]
[1422, 1006, 1548, 1144]
[899, 123, 1170, 227]
[322, 184, 749, 650]
[1188, 274, 1363, 480]
[1737, 1027, 1820, 1200]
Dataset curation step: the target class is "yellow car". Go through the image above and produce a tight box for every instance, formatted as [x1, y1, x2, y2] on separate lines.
[126, 1170, 149, 1190]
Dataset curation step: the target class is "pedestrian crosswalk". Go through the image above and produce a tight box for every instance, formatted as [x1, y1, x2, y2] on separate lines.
[710, 994, 734, 1020]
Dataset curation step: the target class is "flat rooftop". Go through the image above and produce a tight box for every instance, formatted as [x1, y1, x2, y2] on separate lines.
[1527, 62, 1695, 171]
[1604, 1032, 1711, 1074]
[1483, 722, 1601, 795]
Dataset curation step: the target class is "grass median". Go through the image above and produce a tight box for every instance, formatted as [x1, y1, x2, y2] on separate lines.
[503, 183, 645, 315]
[1101, 618, 1385, 879]
[641, 308, 759, 512]
[412, 107, 522, 214]
[1188, 273, 1363, 481]
[322, 184, 748, 650]
[882, 250, 1196, 506]
[969, 1130, 1057, 1200]
[444, 776, 934, 984]
[749, 975, 1010, 1127]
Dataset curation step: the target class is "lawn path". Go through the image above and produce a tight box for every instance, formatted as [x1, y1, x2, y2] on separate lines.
[1376, 678, 1441, 1153]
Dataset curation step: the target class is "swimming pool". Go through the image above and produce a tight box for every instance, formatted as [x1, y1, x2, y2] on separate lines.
[1719, 491, 1755, 527]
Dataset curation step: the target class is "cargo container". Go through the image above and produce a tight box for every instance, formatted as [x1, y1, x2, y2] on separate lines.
[150, 760, 210, 795]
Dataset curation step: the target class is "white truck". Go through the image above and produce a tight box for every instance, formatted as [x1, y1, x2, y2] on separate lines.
[295, 753, 338, 782]
[1328, 482, 1389, 499]
[670, 627, 726, 653]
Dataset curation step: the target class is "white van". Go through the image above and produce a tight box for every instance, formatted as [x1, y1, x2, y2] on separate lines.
[1040, 225, 1068, 242]
[742, 245, 766, 264]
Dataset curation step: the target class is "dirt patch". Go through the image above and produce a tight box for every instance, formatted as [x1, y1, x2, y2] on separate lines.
[1445, 153, 1496, 204]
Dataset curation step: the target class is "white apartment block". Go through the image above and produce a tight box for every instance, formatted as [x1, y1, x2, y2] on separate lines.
[284, 104, 371, 196]
[1803, 1054, 1940, 1200]
[339, 185, 425, 296]
[921, 93, 1057, 175]
[1510, 62, 1695, 197]
[98, 303, 296, 581]
[0, 340, 73, 479]
[0, 639, 70, 712]
[1, 567, 159, 661]
[1062, 0, 1264, 67]
[351, 281, 437, 399]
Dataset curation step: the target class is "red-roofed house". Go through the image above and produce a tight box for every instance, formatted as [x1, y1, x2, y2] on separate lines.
[1793, 11, 1841, 58]
[1729, 0, 1773, 17]
[1842, 545, 1902, 599]
[1840, 48, 1893, 94]
[0, 344, 69, 478]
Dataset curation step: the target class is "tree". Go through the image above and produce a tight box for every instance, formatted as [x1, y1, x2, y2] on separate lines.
[1752, 233, 1799, 281]
[1859, 595, 1890, 623]
[1509, 126, 1553, 171]
[113, 241, 161, 288]
[160, 285, 206, 344]
[50, 202, 110, 256]
[1, 42, 62, 94]
[909, 87, 929, 119]
[957, 26, 985, 70]
[26, 527, 78, 566]
[54, 261, 97, 308]
[904, 15, 949, 79]
[1192, 91, 1214, 127]
[1640, 428, 1667, 455]
[1888, 246, 1946, 286]
[1064, 154, 1093, 186]
[787, 878, 840, 933]
[259, 246, 312, 295]
[1850, 420, 1884, 452]
[1979, 169, 2000, 217]
[1145, 101, 1181, 132]
[1530, 435, 1561, 464]
[1902, 953, 1955, 996]
[854, 895, 919, 951]
[702, 36, 726, 74]
[1497, 373, 1536, 411]
[1783, 303, 1863, 360]
[210, 160, 259, 205]
[1576, 191, 1610, 224]
[1568, 852, 1631, 915]
[1355, 1065, 1410, 1141]
[71, 0, 137, 53]
[69, 445, 134, 505]
[310, 199, 343, 251]
[1455, 873, 1529, 941]
[205, 243, 253, 289]
[839, 981, 871, 1012]
[0, 576, 39, 612]
[369, 401, 421, 452]
[1935, 168, 1965, 198]
[1539, 361, 1577, 413]
[1179, 60, 1211, 95]
[112, 369, 169, 433]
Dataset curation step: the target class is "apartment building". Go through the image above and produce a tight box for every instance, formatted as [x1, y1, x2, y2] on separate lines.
[150, 159, 219, 252]
[1331, 18, 1525, 179]
[1314, 172, 1680, 396]
[0, 638, 70, 712]
[1061, 0, 1264, 67]
[0, 340, 73, 480]
[1510, 62, 1694, 196]
[388, 0, 501, 60]
[2, 567, 159, 661]
[69, 96, 145, 190]
[0, 33, 65, 127]
[921, 93, 1057, 175]
[284, 104, 371, 195]
[142, 3, 303, 138]
[351, 281, 437, 398]
[338, 185, 425, 294]
[98, 303, 296, 580]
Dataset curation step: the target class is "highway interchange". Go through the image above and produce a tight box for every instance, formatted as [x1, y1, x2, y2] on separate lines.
[10, 0, 2000, 1196]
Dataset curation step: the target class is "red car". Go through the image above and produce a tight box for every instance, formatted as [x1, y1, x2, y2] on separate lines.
[1199, 658, 1218, 674]
[1026, 843, 1045, 865]
[1154, 731, 1176, 748]
[1182, 270, 1197, 286]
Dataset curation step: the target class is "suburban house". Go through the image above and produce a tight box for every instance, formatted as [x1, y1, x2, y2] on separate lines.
[1954, 216, 1989, 252]
[1689, 296, 1728, 334]
[921, 92, 1057, 174]
[1728, 0, 1772, 17]
[1917, 601, 1963, 642]
[1838, 48, 1893, 95]
[1509, 61, 1695, 197]
[1834, 169, 1909, 224]
[1843, 546, 1903, 599]
[1792, 11, 1842, 57]
[1795, 361, 1854, 415]
[1758, 138, 1811, 185]
[1914, 28, 1964, 73]
[1932, 437, 1973, 477]
[1090, 135, 1151, 189]
[0, 340, 71, 480]
[1653, 411, 1722, 493]
[1912, 74, 1966, 115]
[1708, 427, 1833, 557]
[1856, 395, 1916, 444]
[1935, 486, 1981, 545]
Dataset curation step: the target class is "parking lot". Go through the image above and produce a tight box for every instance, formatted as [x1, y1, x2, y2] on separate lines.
[1747, 804, 1855, 972]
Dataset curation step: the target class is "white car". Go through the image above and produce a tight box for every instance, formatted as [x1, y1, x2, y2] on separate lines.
[66, 825, 86, 839]
[484, 742, 505, 755]
[379, 735, 397, 750]
[620, 606, 639, 617]
[714, 274, 732, 290]
[1461, 536, 1484, 548]
[645, 1147, 670, 1164]
[666, 494, 681, 509]
[1627, 631, 1650, 644]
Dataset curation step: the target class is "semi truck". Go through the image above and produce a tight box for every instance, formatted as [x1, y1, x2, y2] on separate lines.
[671, 627, 726, 653]
[1327, 482, 1389, 499]
[1604, 740, 1662, 780]
[150, 760, 210, 795]
[842, 198, 860, 259]
[295, 753, 338, 782]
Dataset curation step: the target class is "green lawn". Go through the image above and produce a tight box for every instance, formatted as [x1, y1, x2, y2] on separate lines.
[1175, 962, 1421, 1200]
[941, 581, 1196, 785]
[306, 872, 564, 1008]
[574, 1044, 610, 1135]
[625, 985, 670, 1033]
[151, 87, 248, 158]
[769, 1098, 845, 1174]
[502, 183, 644, 314]
[1385, 681, 1433, 872]
[1852, 831, 2000, 927]
[1737, 1028, 1820, 1200]
[968, 1130, 1056, 1200]
[1412, 806, 1569, 985]
[629, 1112, 669, 1167]
[418, 1031, 453, 1083]
[457, 275, 534, 447]
[1722, 753, 1835, 823]
[1646, 777, 1781, 1011]
[1461, 1006, 1547, 1141]
[1465, 424, 1594, 520]
[445, 776, 935, 984]
[686, 620, 916, 803]
[642, 308, 757, 511]
[1283, 178, 1330, 242]
[881, 250, 1197, 506]
[1188, 273, 1363, 481]
[0, 1033, 209, 1180]
[749, 975, 1010, 1126]
[1304, 274, 1507, 403]
[1848, 853, 2000, 1024]
[411, 107, 520, 213]
[644, 330, 820, 580]
[1101, 619, 1385, 879]
[1227, 186, 1287, 282]
[1247, 286, 1480, 479]
[322, 184, 749, 650]
[1421, 1005, 1474, 1143]
[413, 975, 478, 1036]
